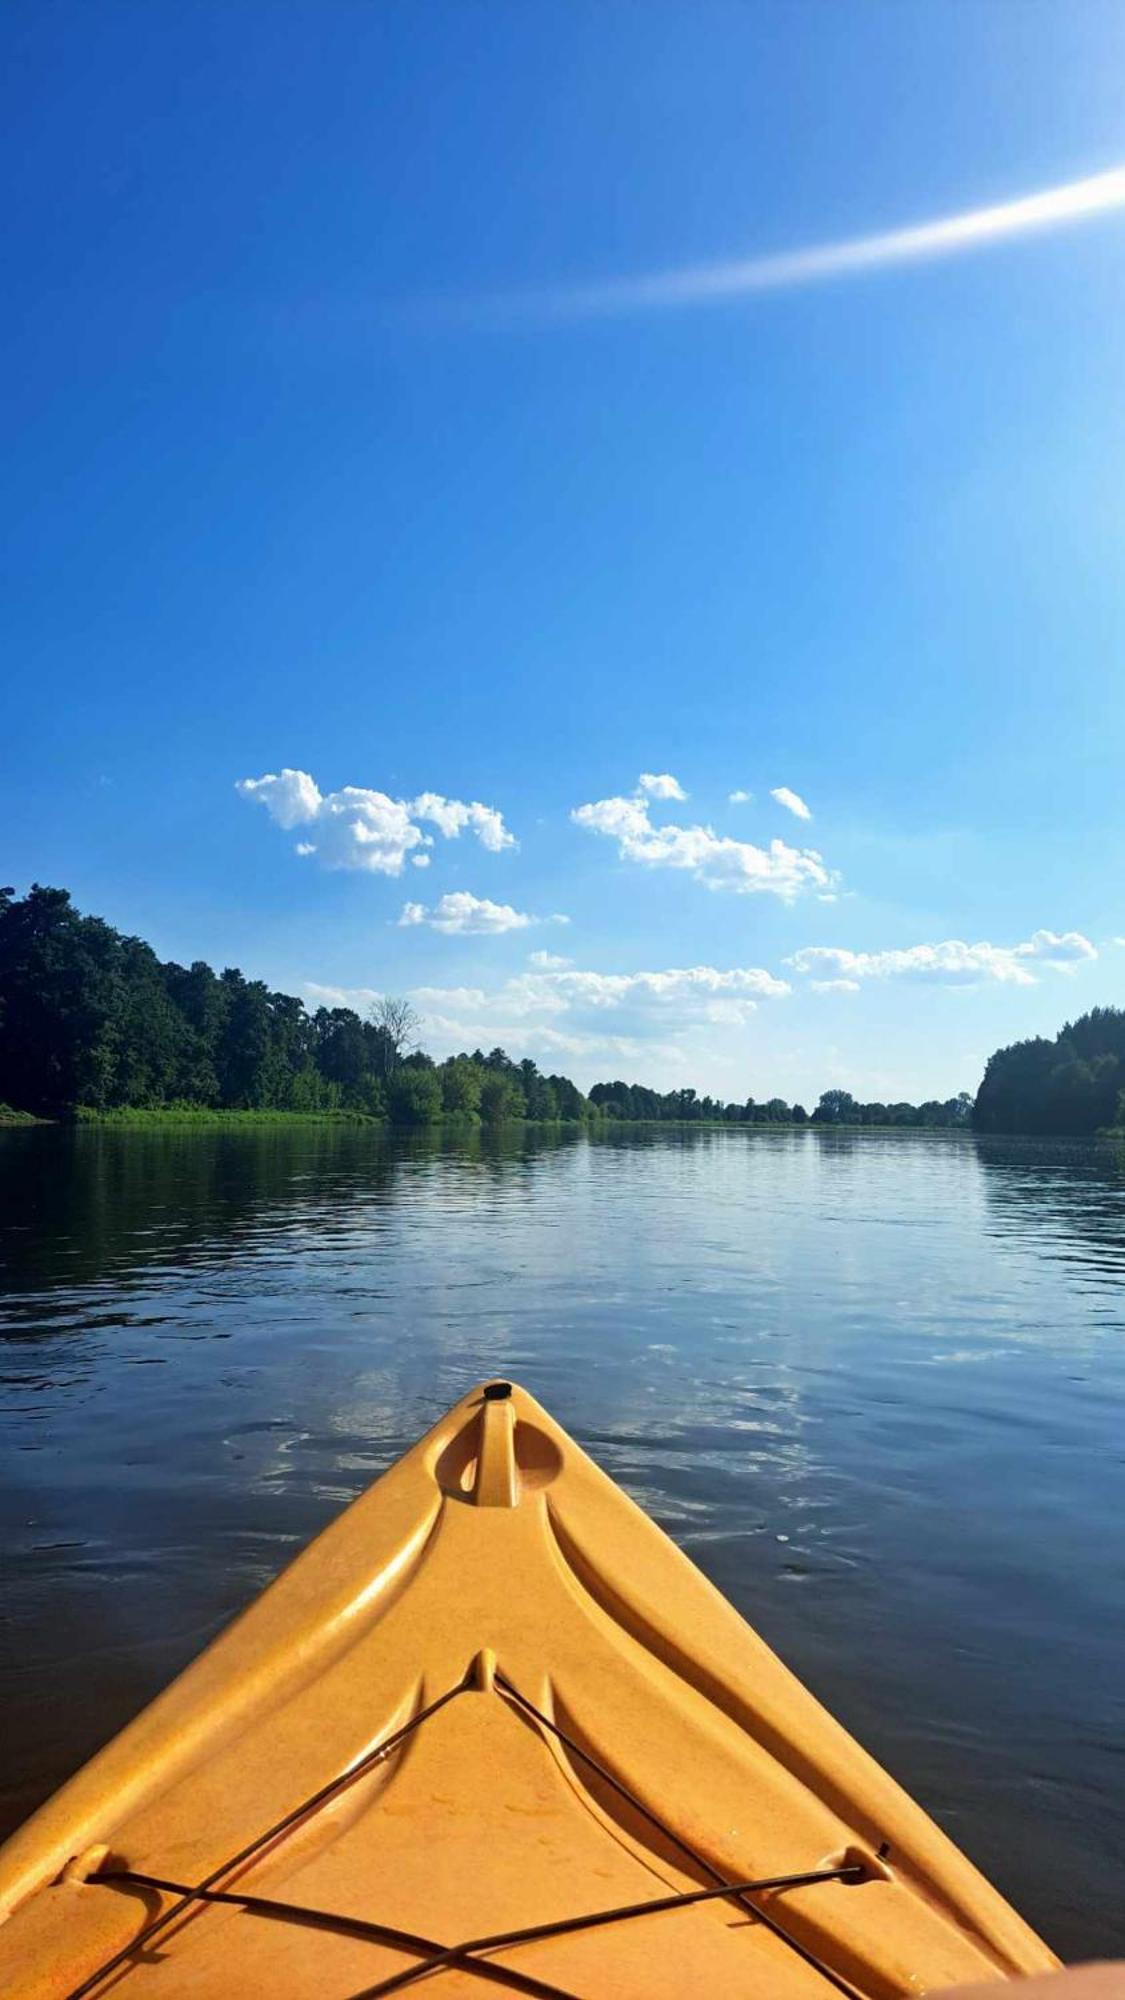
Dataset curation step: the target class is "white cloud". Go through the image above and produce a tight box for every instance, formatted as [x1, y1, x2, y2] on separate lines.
[403, 963, 784, 1021]
[410, 963, 788, 1074]
[304, 959, 789, 1083]
[420, 963, 789, 1079]
[809, 978, 861, 995]
[528, 949, 573, 969]
[1018, 930, 1098, 965]
[728, 788, 753, 804]
[572, 777, 833, 900]
[787, 930, 1097, 989]
[410, 792, 514, 853]
[304, 981, 382, 1010]
[418, 1013, 677, 1067]
[237, 769, 516, 874]
[637, 771, 687, 801]
[525, 965, 789, 1013]
[398, 892, 566, 936]
[239, 768, 323, 830]
[771, 786, 812, 821]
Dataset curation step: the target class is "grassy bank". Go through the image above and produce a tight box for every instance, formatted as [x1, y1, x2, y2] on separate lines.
[0, 1102, 50, 1126]
[73, 1105, 385, 1129]
[69, 1106, 593, 1131]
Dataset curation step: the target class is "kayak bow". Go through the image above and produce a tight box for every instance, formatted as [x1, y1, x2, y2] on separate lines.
[0, 1380, 1058, 1996]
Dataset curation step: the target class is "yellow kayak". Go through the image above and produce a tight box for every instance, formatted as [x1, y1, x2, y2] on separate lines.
[0, 1380, 1058, 1997]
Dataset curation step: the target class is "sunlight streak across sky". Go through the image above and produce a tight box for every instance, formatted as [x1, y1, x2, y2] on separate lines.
[499, 165, 1125, 321]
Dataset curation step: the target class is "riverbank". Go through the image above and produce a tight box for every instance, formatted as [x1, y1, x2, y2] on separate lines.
[2, 1105, 981, 1134]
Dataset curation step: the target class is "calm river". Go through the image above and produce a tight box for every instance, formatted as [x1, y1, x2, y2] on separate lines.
[1, 1124, 1122, 1959]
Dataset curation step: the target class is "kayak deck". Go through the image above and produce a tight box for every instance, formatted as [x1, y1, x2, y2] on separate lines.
[0, 1381, 1058, 1996]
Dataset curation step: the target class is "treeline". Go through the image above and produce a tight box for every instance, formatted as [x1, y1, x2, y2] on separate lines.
[589, 1082, 973, 1128]
[1, 885, 971, 1130]
[973, 1007, 1125, 1135]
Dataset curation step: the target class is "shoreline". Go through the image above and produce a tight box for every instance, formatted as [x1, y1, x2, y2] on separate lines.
[5, 1106, 1118, 1137]
[6, 1107, 975, 1134]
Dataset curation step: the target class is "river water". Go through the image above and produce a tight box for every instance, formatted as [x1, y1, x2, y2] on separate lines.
[1, 1123, 1122, 1959]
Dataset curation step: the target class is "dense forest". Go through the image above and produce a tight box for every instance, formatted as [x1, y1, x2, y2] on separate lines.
[973, 1007, 1125, 1135]
[2, 884, 971, 1129]
[0, 886, 590, 1126]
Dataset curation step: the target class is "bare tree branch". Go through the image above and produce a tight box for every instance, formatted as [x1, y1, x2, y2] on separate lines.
[367, 996, 421, 1075]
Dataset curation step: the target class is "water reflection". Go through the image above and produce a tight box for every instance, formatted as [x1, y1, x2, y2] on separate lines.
[0, 1123, 591, 1301]
[975, 1132, 1125, 1287]
[0, 1125, 1122, 1957]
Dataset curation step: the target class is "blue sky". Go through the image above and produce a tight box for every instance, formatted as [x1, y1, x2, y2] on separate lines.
[4, 2, 1124, 1102]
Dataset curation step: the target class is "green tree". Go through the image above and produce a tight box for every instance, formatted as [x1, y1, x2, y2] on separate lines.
[387, 1066, 442, 1125]
[440, 1057, 482, 1118]
[215, 971, 275, 1107]
[106, 936, 196, 1105]
[162, 960, 224, 1102]
[0, 885, 121, 1112]
[519, 1057, 558, 1120]
[813, 1089, 858, 1125]
[314, 1008, 369, 1097]
[549, 1074, 589, 1121]
[480, 1072, 526, 1125]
